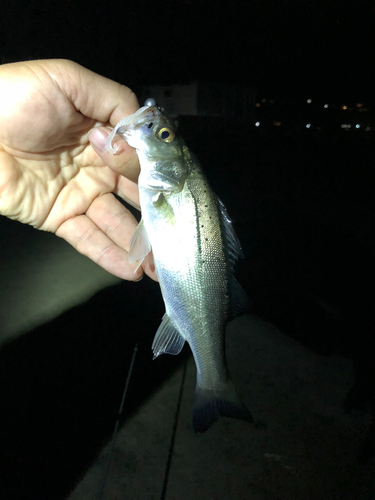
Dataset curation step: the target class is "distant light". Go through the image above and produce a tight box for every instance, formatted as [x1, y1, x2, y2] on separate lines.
[261, 98, 266, 103]
[307, 99, 312, 104]
[306, 123, 311, 128]
[255, 121, 260, 127]
[355, 124, 360, 129]
[341, 124, 351, 129]
[356, 103, 363, 108]
[274, 121, 281, 127]
[341, 105, 347, 110]
[324, 104, 329, 108]
[255, 103, 260, 107]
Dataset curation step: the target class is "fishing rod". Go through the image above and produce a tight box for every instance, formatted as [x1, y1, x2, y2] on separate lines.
[97, 343, 139, 500]
[97, 343, 187, 500]
[160, 358, 188, 500]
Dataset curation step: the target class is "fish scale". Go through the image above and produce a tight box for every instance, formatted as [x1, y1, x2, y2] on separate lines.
[106, 102, 253, 432]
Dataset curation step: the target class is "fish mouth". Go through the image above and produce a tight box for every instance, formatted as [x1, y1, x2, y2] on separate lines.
[117, 105, 155, 128]
[105, 105, 160, 154]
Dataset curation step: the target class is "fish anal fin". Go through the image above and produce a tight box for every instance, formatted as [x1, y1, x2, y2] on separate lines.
[129, 219, 151, 271]
[193, 381, 253, 433]
[152, 314, 185, 359]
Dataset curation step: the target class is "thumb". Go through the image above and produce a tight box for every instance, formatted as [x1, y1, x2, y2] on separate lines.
[88, 126, 140, 183]
[39, 59, 141, 181]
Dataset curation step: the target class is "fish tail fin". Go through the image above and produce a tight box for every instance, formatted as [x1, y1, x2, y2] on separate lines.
[192, 380, 253, 433]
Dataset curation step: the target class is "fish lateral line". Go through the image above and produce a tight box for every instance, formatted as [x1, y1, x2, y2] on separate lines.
[108, 99, 254, 432]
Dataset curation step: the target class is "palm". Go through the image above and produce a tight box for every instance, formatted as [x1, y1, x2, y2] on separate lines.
[0, 60, 155, 281]
[0, 64, 135, 230]
[1, 139, 134, 232]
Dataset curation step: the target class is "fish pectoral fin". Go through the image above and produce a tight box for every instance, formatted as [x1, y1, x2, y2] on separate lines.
[152, 314, 185, 359]
[129, 219, 152, 272]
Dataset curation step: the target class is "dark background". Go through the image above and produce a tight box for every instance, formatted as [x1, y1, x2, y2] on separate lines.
[1, 0, 375, 101]
[1, 1, 375, 499]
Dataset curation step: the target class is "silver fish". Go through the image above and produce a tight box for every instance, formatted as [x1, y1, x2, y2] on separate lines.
[106, 102, 253, 432]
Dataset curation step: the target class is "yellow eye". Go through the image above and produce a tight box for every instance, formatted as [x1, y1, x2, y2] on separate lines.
[156, 127, 175, 143]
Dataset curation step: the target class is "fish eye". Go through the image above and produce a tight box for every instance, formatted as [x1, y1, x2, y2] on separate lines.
[156, 127, 175, 143]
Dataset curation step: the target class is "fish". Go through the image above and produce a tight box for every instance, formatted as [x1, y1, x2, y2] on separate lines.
[106, 100, 253, 432]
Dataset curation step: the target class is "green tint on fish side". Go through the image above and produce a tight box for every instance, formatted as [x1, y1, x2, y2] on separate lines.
[106, 103, 253, 432]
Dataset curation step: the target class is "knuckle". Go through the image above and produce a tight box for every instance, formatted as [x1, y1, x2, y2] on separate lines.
[95, 243, 116, 265]
[76, 224, 100, 250]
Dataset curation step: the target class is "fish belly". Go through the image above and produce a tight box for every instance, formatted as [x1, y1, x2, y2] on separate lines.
[141, 170, 229, 388]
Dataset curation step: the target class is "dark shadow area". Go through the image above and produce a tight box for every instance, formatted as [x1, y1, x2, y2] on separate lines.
[183, 121, 375, 459]
[0, 278, 190, 500]
[186, 122, 374, 346]
[0, 119, 374, 499]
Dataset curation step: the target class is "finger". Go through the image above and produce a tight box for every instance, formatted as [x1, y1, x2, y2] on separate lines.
[140, 252, 157, 281]
[56, 214, 143, 282]
[116, 175, 141, 211]
[43, 59, 140, 125]
[86, 193, 137, 252]
[89, 126, 140, 183]
[86, 194, 158, 281]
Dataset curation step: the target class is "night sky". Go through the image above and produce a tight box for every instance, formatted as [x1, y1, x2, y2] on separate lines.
[1, 0, 375, 102]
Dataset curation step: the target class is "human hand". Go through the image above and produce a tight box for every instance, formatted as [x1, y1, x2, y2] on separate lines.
[0, 59, 156, 281]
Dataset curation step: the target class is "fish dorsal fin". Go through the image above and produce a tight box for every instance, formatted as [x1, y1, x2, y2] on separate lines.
[152, 314, 185, 359]
[129, 219, 152, 271]
[218, 199, 251, 317]
[218, 198, 244, 271]
[230, 276, 252, 317]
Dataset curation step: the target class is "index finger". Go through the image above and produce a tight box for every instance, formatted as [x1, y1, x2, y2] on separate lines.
[42, 59, 140, 125]
[47, 59, 142, 182]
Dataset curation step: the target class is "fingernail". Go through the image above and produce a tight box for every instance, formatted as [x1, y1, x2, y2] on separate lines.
[88, 128, 108, 152]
